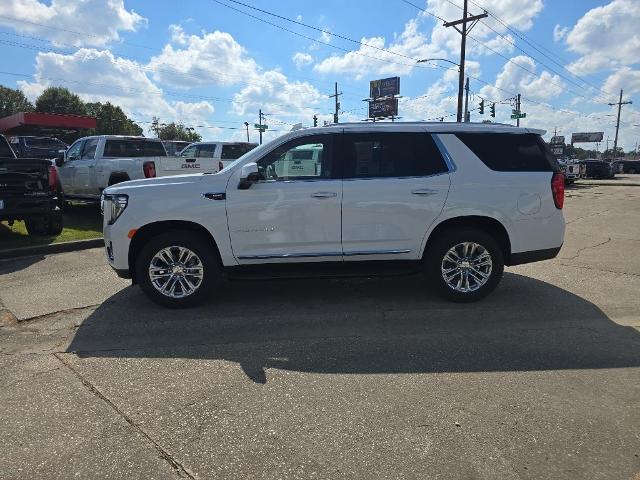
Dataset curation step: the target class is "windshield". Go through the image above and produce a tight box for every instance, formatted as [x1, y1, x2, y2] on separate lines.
[104, 139, 167, 157]
[25, 137, 65, 149]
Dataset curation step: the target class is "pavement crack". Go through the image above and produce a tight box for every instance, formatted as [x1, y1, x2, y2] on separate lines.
[562, 237, 612, 261]
[53, 353, 195, 479]
[15, 304, 100, 324]
[566, 209, 610, 225]
[555, 262, 640, 278]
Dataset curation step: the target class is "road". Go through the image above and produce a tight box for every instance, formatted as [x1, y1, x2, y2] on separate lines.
[1, 178, 639, 479]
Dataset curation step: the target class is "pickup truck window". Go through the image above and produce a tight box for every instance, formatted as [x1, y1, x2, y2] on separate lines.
[66, 140, 84, 161]
[221, 143, 257, 160]
[197, 144, 216, 157]
[180, 145, 197, 157]
[81, 138, 99, 159]
[25, 137, 66, 149]
[0, 136, 14, 157]
[104, 139, 166, 158]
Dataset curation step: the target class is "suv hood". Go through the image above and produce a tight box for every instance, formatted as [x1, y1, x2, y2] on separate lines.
[104, 173, 217, 195]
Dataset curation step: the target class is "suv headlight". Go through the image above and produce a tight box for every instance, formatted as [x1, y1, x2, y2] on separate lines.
[101, 194, 128, 225]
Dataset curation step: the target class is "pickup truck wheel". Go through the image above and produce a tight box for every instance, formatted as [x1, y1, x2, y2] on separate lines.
[425, 227, 504, 302]
[136, 231, 219, 308]
[25, 211, 63, 236]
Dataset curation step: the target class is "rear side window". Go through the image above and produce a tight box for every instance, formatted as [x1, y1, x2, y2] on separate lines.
[104, 139, 166, 157]
[456, 133, 559, 172]
[197, 144, 216, 157]
[342, 132, 447, 179]
[0, 136, 14, 157]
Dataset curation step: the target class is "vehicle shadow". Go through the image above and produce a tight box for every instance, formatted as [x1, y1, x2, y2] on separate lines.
[67, 272, 640, 383]
[0, 254, 45, 274]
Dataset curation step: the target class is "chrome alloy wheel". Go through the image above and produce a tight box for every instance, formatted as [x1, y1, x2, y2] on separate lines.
[148, 246, 204, 298]
[440, 242, 493, 293]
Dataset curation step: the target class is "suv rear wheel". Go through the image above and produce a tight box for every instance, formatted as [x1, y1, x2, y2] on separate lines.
[425, 227, 504, 302]
[136, 231, 220, 308]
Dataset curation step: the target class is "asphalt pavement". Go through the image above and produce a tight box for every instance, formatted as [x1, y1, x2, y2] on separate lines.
[1, 177, 639, 479]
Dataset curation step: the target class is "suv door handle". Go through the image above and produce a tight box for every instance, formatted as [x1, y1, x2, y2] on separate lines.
[311, 191, 337, 198]
[411, 188, 437, 196]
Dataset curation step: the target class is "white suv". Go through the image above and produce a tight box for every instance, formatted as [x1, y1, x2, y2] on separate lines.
[101, 122, 565, 307]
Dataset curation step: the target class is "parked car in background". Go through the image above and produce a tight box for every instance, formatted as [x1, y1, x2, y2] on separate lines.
[615, 159, 640, 174]
[101, 122, 565, 307]
[579, 159, 615, 179]
[54, 135, 168, 201]
[557, 158, 581, 184]
[162, 140, 190, 156]
[179, 141, 258, 172]
[9, 136, 68, 160]
[0, 134, 63, 235]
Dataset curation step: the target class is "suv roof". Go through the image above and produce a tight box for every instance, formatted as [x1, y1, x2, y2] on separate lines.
[314, 121, 545, 135]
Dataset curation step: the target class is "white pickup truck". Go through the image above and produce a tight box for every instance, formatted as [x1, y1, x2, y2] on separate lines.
[55, 135, 218, 200]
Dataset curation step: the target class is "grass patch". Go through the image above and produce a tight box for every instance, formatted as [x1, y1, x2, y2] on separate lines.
[0, 202, 103, 251]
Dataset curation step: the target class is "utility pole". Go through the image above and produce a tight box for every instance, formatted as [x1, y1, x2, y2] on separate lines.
[516, 94, 521, 127]
[329, 82, 342, 123]
[608, 89, 632, 161]
[258, 109, 264, 145]
[444, 0, 487, 122]
[463, 77, 470, 122]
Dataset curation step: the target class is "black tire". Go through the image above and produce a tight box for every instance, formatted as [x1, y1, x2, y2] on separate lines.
[25, 211, 63, 236]
[425, 227, 504, 302]
[136, 230, 220, 308]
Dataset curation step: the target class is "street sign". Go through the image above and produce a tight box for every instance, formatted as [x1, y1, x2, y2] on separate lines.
[368, 97, 398, 118]
[254, 124, 268, 130]
[369, 77, 400, 99]
[571, 132, 604, 143]
[510, 113, 526, 119]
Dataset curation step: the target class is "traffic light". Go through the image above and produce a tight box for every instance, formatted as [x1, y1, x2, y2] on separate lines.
[479, 99, 484, 115]
[313, 114, 318, 127]
[490, 103, 496, 117]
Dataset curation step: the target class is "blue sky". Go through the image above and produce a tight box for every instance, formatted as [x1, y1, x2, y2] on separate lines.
[1, 0, 639, 150]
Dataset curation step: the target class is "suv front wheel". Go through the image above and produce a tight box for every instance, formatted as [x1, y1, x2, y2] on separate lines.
[136, 231, 219, 308]
[425, 227, 504, 302]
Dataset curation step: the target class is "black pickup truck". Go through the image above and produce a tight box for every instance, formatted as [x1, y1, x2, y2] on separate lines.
[0, 134, 63, 236]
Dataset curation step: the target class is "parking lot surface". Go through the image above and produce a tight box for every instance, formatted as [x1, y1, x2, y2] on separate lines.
[1, 179, 639, 479]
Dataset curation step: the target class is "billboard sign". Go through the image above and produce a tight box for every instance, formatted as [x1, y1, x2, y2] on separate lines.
[551, 145, 565, 157]
[368, 98, 398, 118]
[369, 77, 400, 99]
[571, 132, 604, 143]
[550, 136, 565, 145]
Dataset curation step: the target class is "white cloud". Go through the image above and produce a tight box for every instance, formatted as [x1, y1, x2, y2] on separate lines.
[314, 18, 444, 79]
[147, 25, 259, 88]
[565, 0, 640, 75]
[292, 52, 314, 69]
[602, 67, 640, 95]
[17, 49, 214, 130]
[553, 24, 568, 42]
[479, 55, 564, 102]
[0, 0, 146, 47]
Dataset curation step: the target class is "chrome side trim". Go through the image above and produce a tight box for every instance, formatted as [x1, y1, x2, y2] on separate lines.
[431, 134, 457, 172]
[343, 249, 411, 256]
[238, 249, 411, 260]
[237, 252, 343, 260]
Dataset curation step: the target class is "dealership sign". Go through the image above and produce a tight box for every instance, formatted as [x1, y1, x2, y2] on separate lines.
[369, 77, 400, 99]
[550, 136, 565, 145]
[571, 132, 604, 143]
[369, 98, 398, 118]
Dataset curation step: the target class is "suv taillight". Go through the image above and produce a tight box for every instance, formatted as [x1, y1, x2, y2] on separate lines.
[551, 172, 564, 209]
[48, 165, 58, 192]
[143, 161, 156, 178]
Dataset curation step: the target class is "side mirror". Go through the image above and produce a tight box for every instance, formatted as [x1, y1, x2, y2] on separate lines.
[55, 150, 65, 167]
[238, 162, 260, 190]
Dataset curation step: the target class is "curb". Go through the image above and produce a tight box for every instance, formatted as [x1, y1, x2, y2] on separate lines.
[0, 238, 104, 260]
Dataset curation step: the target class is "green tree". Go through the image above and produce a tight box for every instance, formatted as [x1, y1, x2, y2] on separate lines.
[0, 85, 34, 117]
[85, 102, 143, 136]
[154, 121, 201, 142]
[35, 86, 87, 115]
